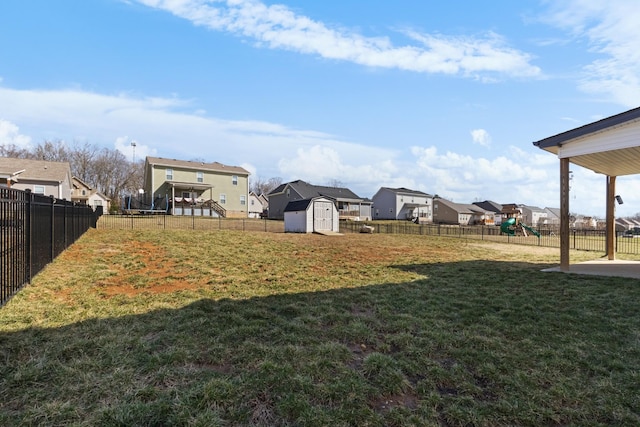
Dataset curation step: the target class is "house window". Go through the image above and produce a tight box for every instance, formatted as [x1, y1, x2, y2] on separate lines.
[220, 194, 226, 204]
[240, 195, 246, 205]
[197, 172, 203, 183]
[232, 175, 238, 186]
[34, 185, 45, 194]
[81, 189, 86, 196]
[286, 188, 290, 198]
[94, 200, 102, 207]
[251, 199, 255, 206]
[166, 169, 173, 180]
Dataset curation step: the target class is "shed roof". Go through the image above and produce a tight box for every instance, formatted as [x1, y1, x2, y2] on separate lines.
[284, 199, 313, 212]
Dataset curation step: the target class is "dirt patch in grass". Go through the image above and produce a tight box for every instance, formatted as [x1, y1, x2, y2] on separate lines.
[61, 238, 200, 297]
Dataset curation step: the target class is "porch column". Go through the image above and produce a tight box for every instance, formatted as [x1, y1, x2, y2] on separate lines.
[560, 158, 570, 271]
[606, 175, 616, 260]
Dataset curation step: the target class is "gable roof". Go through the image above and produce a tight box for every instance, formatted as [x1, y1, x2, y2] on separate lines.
[270, 180, 370, 203]
[434, 198, 475, 214]
[72, 176, 93, 190]
[378, 187, 432, 197]
[0, 157, 71, 183]
[472, 200, 502, 213]
[145, 156, 249, 175]
[532, 106, 640, 176]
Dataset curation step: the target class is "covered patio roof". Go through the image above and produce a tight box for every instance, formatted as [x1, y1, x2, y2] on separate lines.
[533, 106, 640, 272]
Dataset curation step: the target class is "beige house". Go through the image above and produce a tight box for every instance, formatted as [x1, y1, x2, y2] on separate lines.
[71, 176, 111, 213]
[0, 157, 72, 199]
[248, 192, 268, 218]
[143, 157, 250, 217]
[433, 198, 495, 225]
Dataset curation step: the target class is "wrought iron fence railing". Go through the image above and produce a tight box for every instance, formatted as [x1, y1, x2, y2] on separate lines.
[340, 221, 640, 255]
[1, 188, 98, 307]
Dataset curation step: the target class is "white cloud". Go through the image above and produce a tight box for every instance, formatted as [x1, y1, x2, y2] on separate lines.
[470, 129, 491, 148]
[136, 0, 541, 79]
[0, 119, 32, 148]
[543, 0, 640, 106]
[2, 84, 638, 216]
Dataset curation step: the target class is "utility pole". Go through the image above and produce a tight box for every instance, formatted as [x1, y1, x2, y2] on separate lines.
[131, 140, 137, 164]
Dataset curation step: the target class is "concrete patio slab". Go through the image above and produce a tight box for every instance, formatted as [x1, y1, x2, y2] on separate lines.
[542, 259, 640, 279]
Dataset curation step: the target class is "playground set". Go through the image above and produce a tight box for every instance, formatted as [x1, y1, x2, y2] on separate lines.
[500, 217, 541, 237]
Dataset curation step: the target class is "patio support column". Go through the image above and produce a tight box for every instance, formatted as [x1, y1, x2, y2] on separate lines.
[606, 175, 616, 260]
[560, 158, 570, 271]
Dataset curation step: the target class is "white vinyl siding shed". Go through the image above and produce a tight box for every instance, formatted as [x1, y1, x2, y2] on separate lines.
[284, 197, 339, 233]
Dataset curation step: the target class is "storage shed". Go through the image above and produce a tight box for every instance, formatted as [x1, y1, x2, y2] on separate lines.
[284, 197, 339, 233]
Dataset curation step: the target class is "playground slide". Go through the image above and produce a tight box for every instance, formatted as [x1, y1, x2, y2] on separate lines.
[500, 218, 516, 235]
[499, 218, 541, 237]
[521, 223, 541, 238]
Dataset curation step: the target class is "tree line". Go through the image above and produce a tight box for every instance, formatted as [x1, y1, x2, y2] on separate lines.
[2, 140, 286, 212]
[1, 140, 142, 211]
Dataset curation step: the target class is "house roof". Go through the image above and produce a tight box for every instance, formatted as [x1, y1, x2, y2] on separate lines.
[545, 207, 561, 218]
[145, 156, 249, 175]
[0, 157, 71, 183]
[532, 106, 640, 176]
[270, 180, 371, 203]
[520, 204, 546, 213]
[434, 198, 476, 214]
[378, 187, 432, 197]
[472, 200, 502, 213]
[72, 176, 93, 190]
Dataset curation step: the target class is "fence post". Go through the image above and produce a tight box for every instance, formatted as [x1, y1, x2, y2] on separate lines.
[25, 189, 32, 284]
[50, 196, 55, 263]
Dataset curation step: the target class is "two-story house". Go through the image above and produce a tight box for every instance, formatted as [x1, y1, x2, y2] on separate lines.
[0, 157, 72, 200]
[267, 180, 372, 220]
[371, 187, 433, 223]
[143, 157, 250, 217]
[520, 205, 547, 227]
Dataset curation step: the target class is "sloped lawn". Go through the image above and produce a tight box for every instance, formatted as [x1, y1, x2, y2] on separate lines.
[1, 229, 638, 426]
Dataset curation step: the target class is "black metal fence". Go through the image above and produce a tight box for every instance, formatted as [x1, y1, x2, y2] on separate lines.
[97, 215, 285, 233]
[340, 221, 640, 255]
[1, 188, 98, 307]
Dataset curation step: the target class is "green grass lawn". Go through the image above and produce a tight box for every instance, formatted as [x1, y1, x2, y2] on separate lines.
[1, 229, 639, 426]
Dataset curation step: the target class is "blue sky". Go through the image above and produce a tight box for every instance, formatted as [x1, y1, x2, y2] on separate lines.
[2, 0, 640, 217]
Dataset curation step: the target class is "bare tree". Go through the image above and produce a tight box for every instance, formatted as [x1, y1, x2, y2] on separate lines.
[0, 144, 30, 158]
[327, 178, 344, 188]
[250, 176, 282, 195]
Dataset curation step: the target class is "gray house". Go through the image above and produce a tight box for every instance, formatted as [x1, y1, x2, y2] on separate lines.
[267, 180, 372, 220]
[371, 187, 433, 223]
[520, 205, 547, 227]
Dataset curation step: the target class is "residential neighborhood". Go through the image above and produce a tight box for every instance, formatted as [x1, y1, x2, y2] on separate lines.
[4, 153, 640, 233]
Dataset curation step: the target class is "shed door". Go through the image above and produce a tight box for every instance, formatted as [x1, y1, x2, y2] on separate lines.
[314, 201, 333, 231]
